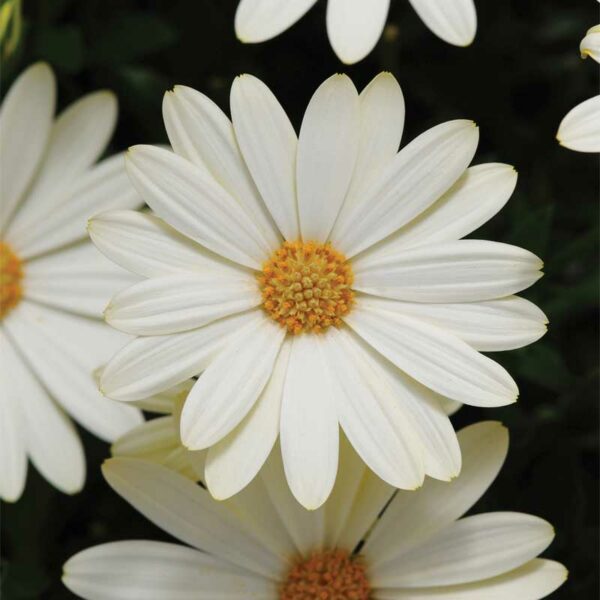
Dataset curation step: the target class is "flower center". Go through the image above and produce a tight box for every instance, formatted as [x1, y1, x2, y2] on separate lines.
[280, 550, 371, 600]
[259, 241, 354, 334]
[0, 242, 23, 320]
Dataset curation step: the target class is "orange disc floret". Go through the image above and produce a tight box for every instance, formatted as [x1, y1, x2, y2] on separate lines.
[0, 242, 23, 320]
[280, 549, 371, 600]
[258, 241, 354, 335]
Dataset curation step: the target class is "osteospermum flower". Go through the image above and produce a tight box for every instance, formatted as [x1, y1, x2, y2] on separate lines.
[235, 0, 477, 64]
[92, 72, 547, 509]
[0, 62, 143, 501]
[556, 26, 600, 152]
[63, 422, 567, 600]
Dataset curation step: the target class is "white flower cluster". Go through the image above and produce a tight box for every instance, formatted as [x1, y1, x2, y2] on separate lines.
[2, 3, 589, 598]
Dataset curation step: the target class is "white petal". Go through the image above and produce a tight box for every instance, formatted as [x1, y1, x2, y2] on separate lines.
[352, 335, 461, 482]
[370, 163, 517, 252]
[4, 301, 142, 441]
[24, 241, 135, 318]
[346, 304, 518, 406]
[126, 145, 271, 269]
[222, 472, 298, 560]
[580, 24, 600, 63]
[163, 86, 280, 249]
[364, 421, 509, 565]
[131, 379, 194, 414]
[230, 74, 299, 240]
[333, 120, 479, 257]
[260, 443, 328, 554]
[64, 541, 276, 600]
[334, 72, 405, 226]
[0, 330, 28, 501]
[557, 95, 600, 152]
[296, 74, 359, 242]
[323, 435, 371, 548]
[326, 0, 390, 64]
[408, 0, 477, 46]
[181, 314, 285, 450]
[323, 327, 425, 489]
[0, 62, 55, 233]
[7, 90, 117, 241]
[112, 415, 203, 481]
[336, 466, 395, 551]
[373, 559, 567, 600]
[102, 458, 282, 578]
[280, 335, 339, 510]
[89, 210, 245, 279]
[373, 512, 554, 588]
[101, 310, 257, 401]
[205, 339, 291, 499]
[4, 333, 86, 494]
[235, 0, 318, 42]
[359, 295, 548, 352]
[13, 153, 142, 260]
[105, 272, 261, 335]
[112, 415, 178, 458]
[353, 240, 544, 303]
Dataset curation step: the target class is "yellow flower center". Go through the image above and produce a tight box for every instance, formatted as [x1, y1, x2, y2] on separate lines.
[259, 241, 354, 335]
[280, 549, 371, 600]
[0, 242, 23, 320]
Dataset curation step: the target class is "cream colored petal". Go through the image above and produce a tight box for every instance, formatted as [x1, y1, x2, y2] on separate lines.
[103, 458, 283, 578]
[0, 62, 55, 233]
[64, 540, 276, 599]
[205, 339, 291, 499]
[557, 95, 600, 153]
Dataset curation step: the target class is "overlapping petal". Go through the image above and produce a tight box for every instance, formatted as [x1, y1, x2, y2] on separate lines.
[332, 120, 479, 257]
[126, 145, 272, 268]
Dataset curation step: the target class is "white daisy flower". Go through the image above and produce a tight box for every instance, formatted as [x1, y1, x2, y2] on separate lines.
[0, 62, 144, 502]
[235, 0, 477, 64]
[556, 26, 600, 152]
[91, 72, 546, 509]
[63, 421, 567, 600]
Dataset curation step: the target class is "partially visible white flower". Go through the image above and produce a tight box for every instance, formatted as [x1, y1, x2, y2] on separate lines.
[0, 63, 144, 502]
[235, 0, 477, 64]
[63, 421, 567, 600]
[580, 24, 600, 62]
[556, 26, 600, 152]
[557, 95, 600, 153]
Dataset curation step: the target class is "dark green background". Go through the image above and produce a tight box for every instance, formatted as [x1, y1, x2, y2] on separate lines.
[1, 1, 598, 598]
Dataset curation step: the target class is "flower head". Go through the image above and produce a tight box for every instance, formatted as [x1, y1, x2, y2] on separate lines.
[0, 62, 143, 501]
[92, 72, 546, 509]
[63, 422, 567, 600]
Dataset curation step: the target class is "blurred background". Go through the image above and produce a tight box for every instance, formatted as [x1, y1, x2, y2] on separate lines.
[0, 0, 598, 598]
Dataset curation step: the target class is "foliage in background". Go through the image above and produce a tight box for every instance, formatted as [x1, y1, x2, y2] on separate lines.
[1, 1, 598, 598]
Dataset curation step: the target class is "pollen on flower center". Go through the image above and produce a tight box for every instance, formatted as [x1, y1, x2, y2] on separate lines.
[258, 241, 354, 334]
[0, 242, 23, 320]
[280, 549, 371, 600]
